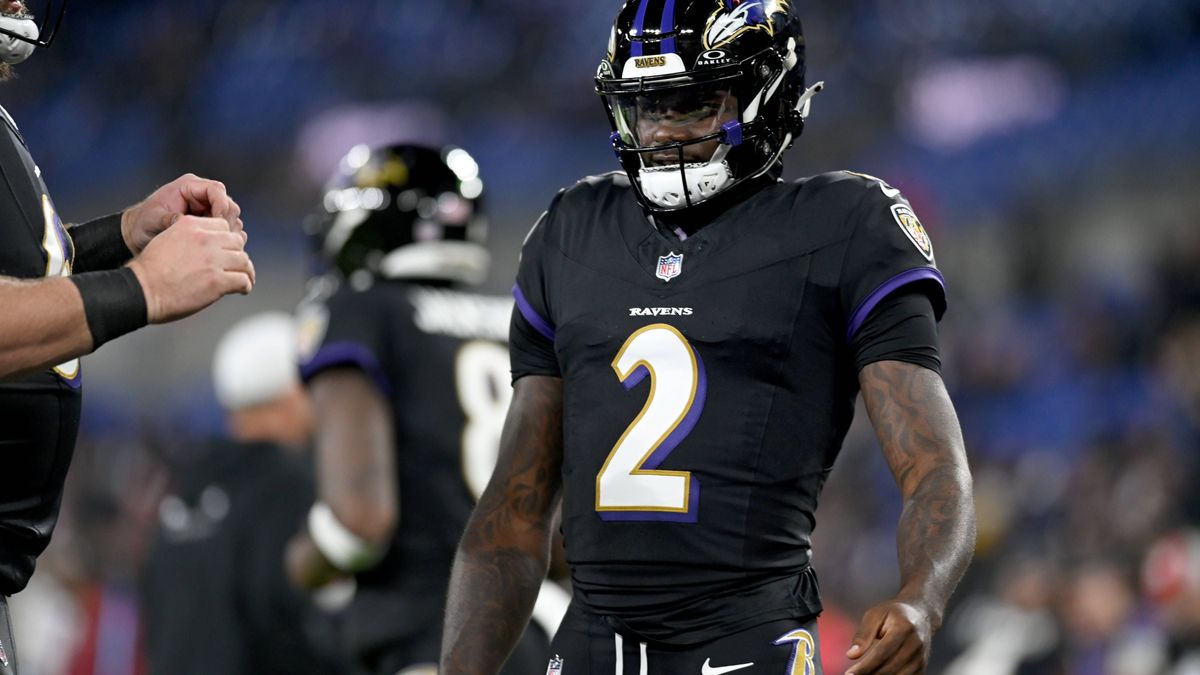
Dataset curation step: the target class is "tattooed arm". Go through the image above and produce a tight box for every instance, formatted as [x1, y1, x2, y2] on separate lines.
[846, 360, 976, 675]
[441, 375, 565, 675]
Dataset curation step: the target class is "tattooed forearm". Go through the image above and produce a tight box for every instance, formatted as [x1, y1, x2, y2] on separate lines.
[860, 360, 975, 628]
[441, 375, 565, 675]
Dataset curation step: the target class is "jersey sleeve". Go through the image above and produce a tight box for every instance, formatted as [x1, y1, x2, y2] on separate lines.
[296, 285, 397, 396]
[510, 198, 562, 382]
[839, 182, 947, 344]
[851, 289, 942, 374]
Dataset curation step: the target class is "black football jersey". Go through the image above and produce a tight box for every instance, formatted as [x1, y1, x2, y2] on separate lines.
[0, 106, 82, 596]
[510, 171, 946, 644]
[297, 278, 513, 654]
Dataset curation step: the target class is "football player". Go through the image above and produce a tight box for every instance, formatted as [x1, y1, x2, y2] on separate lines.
[286, 143, 566, 675]
[440, 1, 975, 674]
[0, 3, 253, 672]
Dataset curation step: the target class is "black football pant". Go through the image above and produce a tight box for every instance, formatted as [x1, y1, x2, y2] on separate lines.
[0, 596, 16, 675]
[546, 604, 822, 675]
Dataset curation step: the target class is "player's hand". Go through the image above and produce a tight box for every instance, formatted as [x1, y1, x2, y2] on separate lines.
[127, 215, 254, 323]
[285, 531, 347, 590]
[845, 599, 934, 675]
[121, 173, 244, 255]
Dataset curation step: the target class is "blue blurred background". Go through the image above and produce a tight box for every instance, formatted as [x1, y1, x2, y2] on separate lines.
[7, 0, 1200, 673]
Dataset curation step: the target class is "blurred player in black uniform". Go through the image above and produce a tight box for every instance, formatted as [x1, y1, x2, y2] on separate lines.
[286, 143, 566, 675]
[141, 312, 342, 675]
[0, 3, 253, 673]
[441, 2, 976, 674]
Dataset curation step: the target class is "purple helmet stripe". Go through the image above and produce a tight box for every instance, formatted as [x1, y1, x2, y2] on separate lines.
[845, 267, 947, 343]
[513, 284, 556, 341]
[659, 0, 678, 53]
[630, 0, 651, 56]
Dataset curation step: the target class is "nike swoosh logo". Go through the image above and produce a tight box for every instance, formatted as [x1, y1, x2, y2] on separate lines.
[879, 183, 901, 200]
[701, 658, 755, 675]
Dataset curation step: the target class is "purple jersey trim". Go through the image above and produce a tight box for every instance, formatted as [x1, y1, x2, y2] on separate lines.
[631, 0, 650, 56]
[299, 341, 394, 397]
[513, 284, 555, 342]
[846, 267, 946, 343]
[660, 0, 677, 53]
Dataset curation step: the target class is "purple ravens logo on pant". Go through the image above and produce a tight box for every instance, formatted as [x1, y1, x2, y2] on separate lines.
[705, 0, 790, 49]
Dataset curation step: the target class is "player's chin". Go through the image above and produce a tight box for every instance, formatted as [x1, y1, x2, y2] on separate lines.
[0, 63, 15, 83]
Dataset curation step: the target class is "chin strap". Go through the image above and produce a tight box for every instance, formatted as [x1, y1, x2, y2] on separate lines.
[0, 16, 37, 65]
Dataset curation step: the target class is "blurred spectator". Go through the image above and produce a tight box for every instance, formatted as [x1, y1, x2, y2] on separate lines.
[1140, 530, 1200, 674]
[943, 556, 1065, 675]
[139, 312, 341, 675]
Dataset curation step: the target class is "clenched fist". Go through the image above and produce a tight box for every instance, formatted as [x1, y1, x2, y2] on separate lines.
[127, 215, 255, 323]
[122, 174, 244, 255]
[846, 600, 936, 675]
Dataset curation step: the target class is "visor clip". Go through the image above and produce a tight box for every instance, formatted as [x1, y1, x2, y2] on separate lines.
[609, 131, 624, 158]
[720, 121, 744, 147]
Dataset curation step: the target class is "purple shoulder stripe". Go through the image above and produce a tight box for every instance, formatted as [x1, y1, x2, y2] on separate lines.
[299, 341, 394, 397]
[513, 284, 556, 342]
[846, 268, 946, 343]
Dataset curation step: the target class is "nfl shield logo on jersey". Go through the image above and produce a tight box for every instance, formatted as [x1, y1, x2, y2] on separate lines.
[0, 637, 8, 667]
[546, 655, 564, 675]
[656, 252, 684, 282]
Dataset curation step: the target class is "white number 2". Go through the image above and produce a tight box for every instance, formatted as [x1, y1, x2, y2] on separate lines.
[456, 340, 513, 499]
[596, 323, 706, 522]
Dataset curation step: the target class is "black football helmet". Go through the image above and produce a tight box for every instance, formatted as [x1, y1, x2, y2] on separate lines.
[305, 143, 489, 285]
[0, 0, 67, 64]
[597, 0, 823, 214]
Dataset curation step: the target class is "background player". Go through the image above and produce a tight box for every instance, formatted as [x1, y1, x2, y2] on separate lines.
[140, 312, 341, 675]
[0, 2, 253, 671]
[441, 1, 975, 674]
[286, 143, 566, 675]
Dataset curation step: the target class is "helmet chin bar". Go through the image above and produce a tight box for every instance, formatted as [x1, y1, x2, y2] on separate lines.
[0, 16, 37, 65]
[638, 153, 734, 210]
[616, 123, 744, 212]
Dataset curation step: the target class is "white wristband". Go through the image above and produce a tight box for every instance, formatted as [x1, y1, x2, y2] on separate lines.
[307, 502, 384, 572]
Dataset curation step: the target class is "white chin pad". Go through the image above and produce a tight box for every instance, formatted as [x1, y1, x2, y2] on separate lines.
[638, 160, 734, 209]
[0, 17, 38, 65]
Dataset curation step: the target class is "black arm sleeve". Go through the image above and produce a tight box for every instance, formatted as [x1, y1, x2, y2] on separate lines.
[69, 212, 132, 273]
[851, 289, 941, 375]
